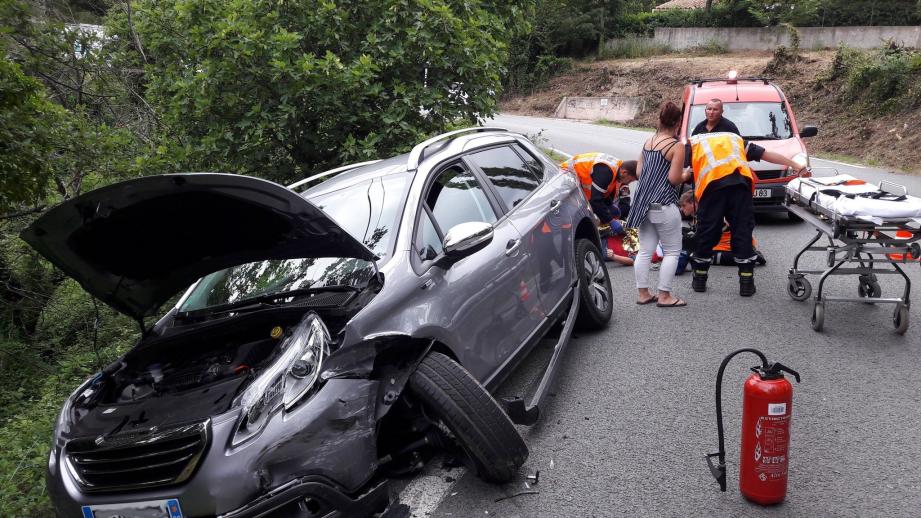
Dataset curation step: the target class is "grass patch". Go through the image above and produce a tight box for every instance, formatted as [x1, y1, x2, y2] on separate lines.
[600, 36, 671, 60]
[685, 39, 729, 56]
[541, 147, 569, 162]
[594, 119, 655, 132]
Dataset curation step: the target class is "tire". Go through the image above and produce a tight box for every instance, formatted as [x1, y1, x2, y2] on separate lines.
[575, 239, 613, 330]
[811, 301, 825, 332]
[893, 305, 909, 335]
[409, 352, 528, 483]
[787, 277, 811, 302]
[787, 209, 803, 222]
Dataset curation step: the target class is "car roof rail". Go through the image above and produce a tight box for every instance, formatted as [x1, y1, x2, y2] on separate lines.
[407, 127, 507, 171]
[692, 77, 771, 87]
[287, 159, 382, 191]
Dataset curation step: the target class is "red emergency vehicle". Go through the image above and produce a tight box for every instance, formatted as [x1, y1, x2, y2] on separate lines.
[681, 74, 818, 219]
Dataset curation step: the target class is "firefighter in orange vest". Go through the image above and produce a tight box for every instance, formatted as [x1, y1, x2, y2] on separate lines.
[561, 153, 635, 235]
[679, 190, 766, 266]
[684, 133, 806, 296]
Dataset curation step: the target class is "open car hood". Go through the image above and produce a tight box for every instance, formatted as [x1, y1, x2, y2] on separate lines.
[21, 173, 376, 320]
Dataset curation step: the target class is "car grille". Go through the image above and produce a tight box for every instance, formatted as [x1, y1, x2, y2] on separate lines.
[66, 421, 209, 493]
[753, 169, 785, 180]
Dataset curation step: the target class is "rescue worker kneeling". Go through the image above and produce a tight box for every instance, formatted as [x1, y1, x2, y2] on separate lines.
[678, 190, 766, 267]
[560, 152, 636, 236]
[684, 132, 806, 296]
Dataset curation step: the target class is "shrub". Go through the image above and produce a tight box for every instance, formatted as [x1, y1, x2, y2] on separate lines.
[822, 44, 921, 113]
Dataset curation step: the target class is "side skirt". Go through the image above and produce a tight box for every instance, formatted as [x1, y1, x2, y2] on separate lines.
[485, 281, 580, 426]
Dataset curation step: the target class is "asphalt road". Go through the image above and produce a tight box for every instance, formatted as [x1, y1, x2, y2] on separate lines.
[404, 114, 921, 518]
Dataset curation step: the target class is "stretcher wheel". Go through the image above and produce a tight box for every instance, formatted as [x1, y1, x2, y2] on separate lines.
[857, 280, 882, 300]
[910, 243, 921, 260]
[787, 277, 812, 301]
[811, 302, 825, 332]
[893, 306, 909, 335]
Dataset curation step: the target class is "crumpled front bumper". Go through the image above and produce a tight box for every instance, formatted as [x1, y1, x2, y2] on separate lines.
[48, 378, 386, 518]
[219, 476, 389, 518]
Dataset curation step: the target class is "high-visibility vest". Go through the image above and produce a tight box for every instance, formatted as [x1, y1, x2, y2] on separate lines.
[689, 133, 755, 200]
[560, 152, 621, 200]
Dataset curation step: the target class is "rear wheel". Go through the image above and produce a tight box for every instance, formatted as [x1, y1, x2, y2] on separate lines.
[575, 239, 613, 330]
[409, 352, 528, 483]
[811, 301, 825, 332]
[893, 305, 909, 335]
[787, 276, 811, 301]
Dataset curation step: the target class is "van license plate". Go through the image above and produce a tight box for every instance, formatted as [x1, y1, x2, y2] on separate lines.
[754, 189, 772, 198]
[82, 499, 182, 518]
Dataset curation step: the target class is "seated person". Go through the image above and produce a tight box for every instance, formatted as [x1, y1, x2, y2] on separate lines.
[678, 191, 766, 266]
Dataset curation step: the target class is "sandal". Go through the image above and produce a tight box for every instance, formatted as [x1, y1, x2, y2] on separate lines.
[656, 298, 687, 308]
[636, 295, 658, 305]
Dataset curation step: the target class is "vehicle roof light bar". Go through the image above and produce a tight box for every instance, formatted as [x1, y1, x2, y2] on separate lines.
[692, 77, 771, 87]
[287, 160, 382, 191]
[407, 127, 507, 172]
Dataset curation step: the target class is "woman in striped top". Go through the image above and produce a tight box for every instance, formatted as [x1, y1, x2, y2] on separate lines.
[626, 101, 687, 307]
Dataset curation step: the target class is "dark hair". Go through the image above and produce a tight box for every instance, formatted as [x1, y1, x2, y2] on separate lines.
[619, 160, 637, 179]
[658, 101, 682, 130]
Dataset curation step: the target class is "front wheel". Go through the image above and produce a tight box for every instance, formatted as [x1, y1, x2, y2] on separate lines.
[575, 239, 613, 330]
[409, 352, 528, 483]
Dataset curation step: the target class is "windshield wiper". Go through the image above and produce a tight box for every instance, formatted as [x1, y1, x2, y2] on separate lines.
[178, 286, 358, 319]
[742, 135, 783, 140]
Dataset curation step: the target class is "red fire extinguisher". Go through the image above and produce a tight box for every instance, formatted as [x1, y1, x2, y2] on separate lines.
[706, 348, 801, 505]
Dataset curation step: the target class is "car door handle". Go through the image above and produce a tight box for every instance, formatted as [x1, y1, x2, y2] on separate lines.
[505, 238, 521, 256]
[549, 199, 562, 215]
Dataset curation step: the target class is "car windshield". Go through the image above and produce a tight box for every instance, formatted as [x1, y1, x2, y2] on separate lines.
[688, 102, 793, 140]
[179, 172, 409, 312]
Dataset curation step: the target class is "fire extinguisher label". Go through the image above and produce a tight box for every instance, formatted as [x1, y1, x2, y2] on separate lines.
[768, 403, 787, 415]
[754, 415, 790, 480]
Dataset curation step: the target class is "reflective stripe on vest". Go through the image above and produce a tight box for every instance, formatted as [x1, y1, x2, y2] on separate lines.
[560, 152, 621, 200]
[689, 132, 754, 200]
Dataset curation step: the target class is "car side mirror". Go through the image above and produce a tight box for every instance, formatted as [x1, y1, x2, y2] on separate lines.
[438, 221, 493, 267]
[799, 126, 818, 138]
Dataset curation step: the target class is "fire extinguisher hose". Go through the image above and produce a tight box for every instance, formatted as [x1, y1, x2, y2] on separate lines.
[706, 348, 769, 492]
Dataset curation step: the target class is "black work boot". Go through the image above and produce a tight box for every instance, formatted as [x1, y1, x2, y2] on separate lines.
[690, 257, 711, 293]
[738, 262, 756, 297]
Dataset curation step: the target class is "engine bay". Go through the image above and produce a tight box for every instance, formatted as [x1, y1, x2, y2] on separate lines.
[64, 307, 352, 436]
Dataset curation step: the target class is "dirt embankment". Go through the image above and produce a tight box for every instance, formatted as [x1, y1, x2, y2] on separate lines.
[501, 51, 921, 174]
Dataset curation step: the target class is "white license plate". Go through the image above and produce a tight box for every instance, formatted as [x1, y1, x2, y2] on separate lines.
[83, 499, 182, 518]
[754, 189, 772, 198]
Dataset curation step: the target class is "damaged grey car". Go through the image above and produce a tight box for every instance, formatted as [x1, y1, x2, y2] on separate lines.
[23, 127, 613, 518]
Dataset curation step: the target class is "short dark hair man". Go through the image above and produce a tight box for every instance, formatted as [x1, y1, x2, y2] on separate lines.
[692, 99, 740, 136]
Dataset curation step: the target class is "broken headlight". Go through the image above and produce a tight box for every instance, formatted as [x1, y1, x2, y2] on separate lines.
[232, 312, 330, 446]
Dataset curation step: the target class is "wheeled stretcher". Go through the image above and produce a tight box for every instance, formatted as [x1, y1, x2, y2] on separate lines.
[784, 171, 921, 334]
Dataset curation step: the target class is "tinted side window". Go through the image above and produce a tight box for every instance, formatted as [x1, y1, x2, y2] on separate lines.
[417, 211, 443, 260]
[426, 164, 497, 234]
[513, 143, 545, 178]
[467, 146, 540, 211]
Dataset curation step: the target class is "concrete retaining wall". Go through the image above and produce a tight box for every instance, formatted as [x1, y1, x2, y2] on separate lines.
[653, 26, 921, 51]
[553, 96, 644, 121]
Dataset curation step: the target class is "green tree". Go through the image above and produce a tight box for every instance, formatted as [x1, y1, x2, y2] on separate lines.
[105, 0, 529, 184]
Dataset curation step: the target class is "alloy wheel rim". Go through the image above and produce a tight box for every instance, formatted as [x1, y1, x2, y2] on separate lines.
[584, 251, 609, 312]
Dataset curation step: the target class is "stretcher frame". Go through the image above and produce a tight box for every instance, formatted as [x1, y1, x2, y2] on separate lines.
[783, 170, 921, 334]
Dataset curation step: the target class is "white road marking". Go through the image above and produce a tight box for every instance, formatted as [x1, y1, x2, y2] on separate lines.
[398, 458, 465, 517]
[813, 157, 866, 169]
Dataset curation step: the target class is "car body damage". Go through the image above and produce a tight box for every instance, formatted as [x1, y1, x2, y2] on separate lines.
[30, 128, 613, 517]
